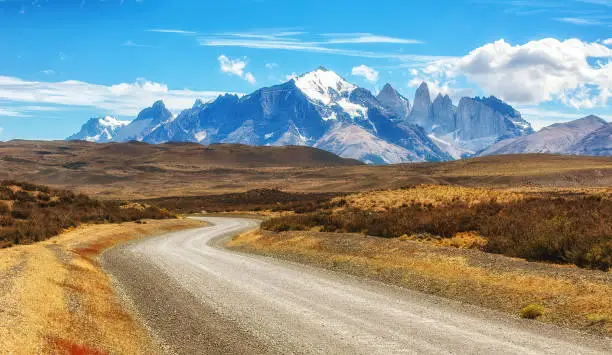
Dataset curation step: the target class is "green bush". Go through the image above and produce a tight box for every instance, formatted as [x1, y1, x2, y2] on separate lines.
[520, 304, 545, 319]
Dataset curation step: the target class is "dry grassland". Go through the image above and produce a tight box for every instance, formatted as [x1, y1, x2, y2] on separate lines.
[0, 218, 202, 354]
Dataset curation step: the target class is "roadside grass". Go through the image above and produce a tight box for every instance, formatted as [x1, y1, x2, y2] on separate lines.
[228, 229, 612, 335]
[0, 218, 203, 354]
[262, 185, 612, 271]
[0, 180, 173, 247]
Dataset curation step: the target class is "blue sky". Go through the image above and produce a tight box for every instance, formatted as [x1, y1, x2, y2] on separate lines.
[0, 0, 610, 140]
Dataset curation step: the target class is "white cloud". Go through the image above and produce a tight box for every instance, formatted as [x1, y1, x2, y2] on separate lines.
[218, 55, 247, 76]
[351, 65, 379, 83]
[244, 72, 256, 84]
[41, 69, 55, 76]
[555, 17, 605, 26]
[323, 33, 422, 44]
[603, 38, 612, 45]
[217, 55, 257, 84]
[0, 127, 3, 137]
[0, 107, 23, 117]
[199, 31, 443, 65]
[122, 40, 154, 48]
[147, 29, 196, 35]
[0, 76, 228, 116]
[419, 38, 612, 109]
[265, 63, 279, 69]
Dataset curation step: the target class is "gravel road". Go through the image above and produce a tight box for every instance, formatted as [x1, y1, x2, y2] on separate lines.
[102, 217, 611, 354]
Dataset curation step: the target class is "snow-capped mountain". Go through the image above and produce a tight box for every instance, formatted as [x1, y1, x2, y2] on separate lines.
[113, 100, 174, 142]
[481, 115, 608, 156]
[141, 67, 450, 164]
[68, 67, 606, 163]
[67, 116, 129, 142]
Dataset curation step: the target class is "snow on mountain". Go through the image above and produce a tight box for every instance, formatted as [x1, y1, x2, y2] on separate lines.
[294, 67, 357, 105]
[113, 100, 173, 142]
[67, 116, 129, 142]
[137, 68, 450, 164]
[70, 67, 606, 164]
[481, 115, 608, 156]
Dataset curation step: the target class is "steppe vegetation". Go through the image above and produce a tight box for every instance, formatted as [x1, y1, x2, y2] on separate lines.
[0, 180, 172, 248]
[262, 185, 612, 271]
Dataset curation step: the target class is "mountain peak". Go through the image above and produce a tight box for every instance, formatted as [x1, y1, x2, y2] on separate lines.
[316, 65, 330, 72]
[580, 115, 606, 124]
[294, 67, 356, 105]
[381, 83, 395, 91]
[192, 98, 205, 109]
[152, 100, 166, 109]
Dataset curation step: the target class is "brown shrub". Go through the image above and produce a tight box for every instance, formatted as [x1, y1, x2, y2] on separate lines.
[262, 196, 612, 271]
[141, 189, 342, 214]
[0, 180, 174, 247]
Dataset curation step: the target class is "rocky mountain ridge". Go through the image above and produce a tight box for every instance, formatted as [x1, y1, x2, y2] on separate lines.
[68, 67, 607, 163]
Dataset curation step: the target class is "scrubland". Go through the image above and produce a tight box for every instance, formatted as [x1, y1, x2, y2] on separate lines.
[0, 180, 172, 248]
[262, 185, 612, 271]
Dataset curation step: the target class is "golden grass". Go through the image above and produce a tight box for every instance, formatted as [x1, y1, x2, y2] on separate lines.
[0, 218, 203, 354]
[400, 231, 488, 250]
[334, 185, 526, 212]
[228, 230, 612, 335]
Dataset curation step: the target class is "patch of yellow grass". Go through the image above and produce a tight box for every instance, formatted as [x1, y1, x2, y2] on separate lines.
[400, 231, 487, 250]
[0, 218, 203, 354]
[334, 185, 525, 212]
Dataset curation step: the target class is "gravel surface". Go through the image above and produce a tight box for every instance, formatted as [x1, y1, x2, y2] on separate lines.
[102, 217, 611, 354]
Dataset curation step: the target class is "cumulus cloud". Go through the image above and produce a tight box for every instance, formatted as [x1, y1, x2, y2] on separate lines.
[604, 38, 612, 46]
[351, 65, 379, 83]
[0, 76, 228, 116]
[418, 38, 612, 109]
[218, 55, 257, 84]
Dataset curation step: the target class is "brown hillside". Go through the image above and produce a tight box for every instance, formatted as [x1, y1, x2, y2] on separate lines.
[0, 141, 611, 199]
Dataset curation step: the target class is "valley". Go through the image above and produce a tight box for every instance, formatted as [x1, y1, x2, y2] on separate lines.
[1, 140, 611, 199]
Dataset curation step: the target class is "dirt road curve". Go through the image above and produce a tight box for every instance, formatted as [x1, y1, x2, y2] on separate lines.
[102, 217, 611, 354]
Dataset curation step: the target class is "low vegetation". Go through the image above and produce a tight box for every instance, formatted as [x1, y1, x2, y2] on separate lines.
[0, 180, 173, 247]
[521, 304, 546, 319]
[261, 185, 612, 271]
[141, 189, 342, 214]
